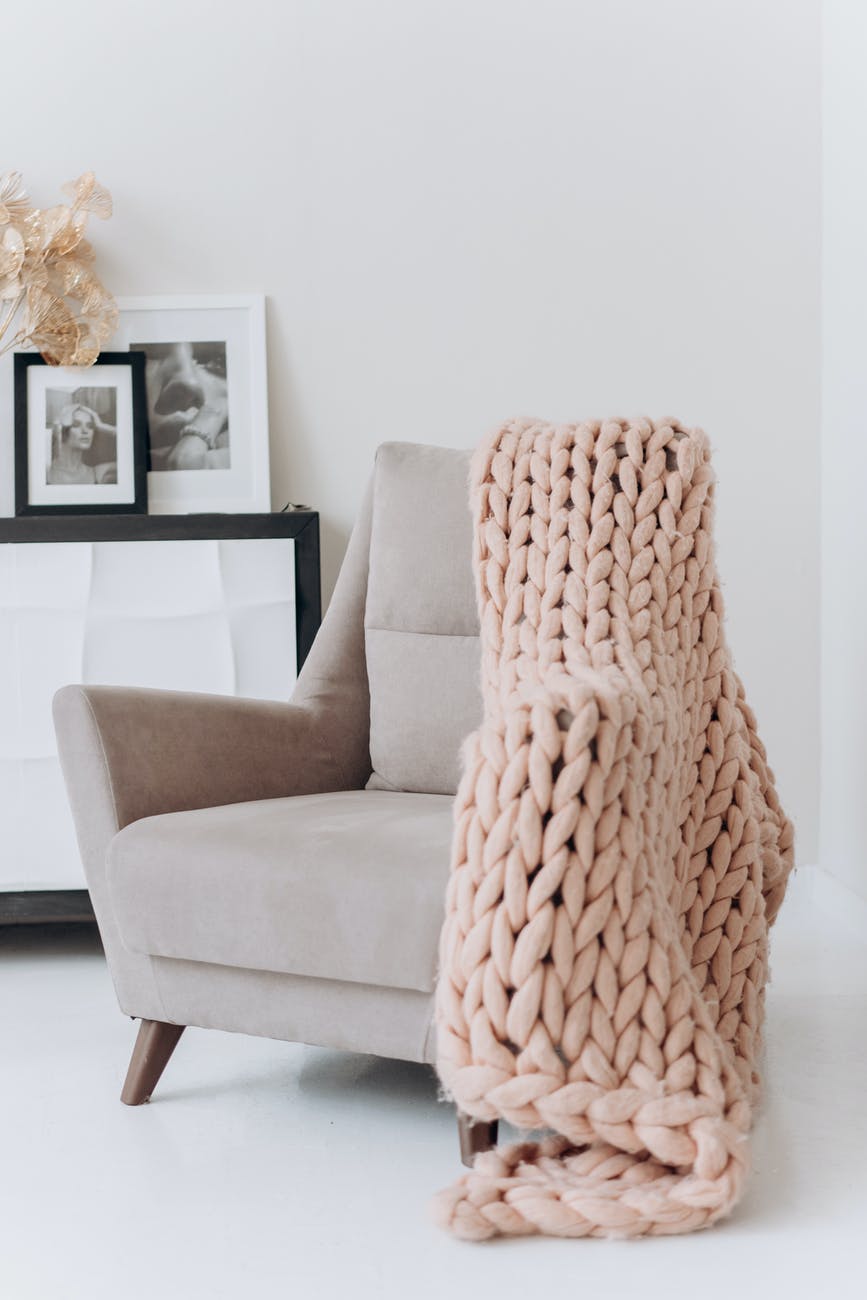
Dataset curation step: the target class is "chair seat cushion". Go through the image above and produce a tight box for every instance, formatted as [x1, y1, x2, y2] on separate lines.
[107, 789, 453, 994]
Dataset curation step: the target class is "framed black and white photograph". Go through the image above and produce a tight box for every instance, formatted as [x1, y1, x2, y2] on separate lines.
[110, 295, 270, 514]
[13, 353, 148, 516]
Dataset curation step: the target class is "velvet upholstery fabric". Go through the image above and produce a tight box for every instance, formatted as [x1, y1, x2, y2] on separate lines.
[149, 959, 437, 1063]
[109, 790, 453, 993]
[53, 474, 377, 1023]
[365, 442, 482, 794]
[52, 445, 478, 1067]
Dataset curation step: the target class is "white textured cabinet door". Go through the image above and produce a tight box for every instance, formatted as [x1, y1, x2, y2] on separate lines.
[0, 538, 296, 889]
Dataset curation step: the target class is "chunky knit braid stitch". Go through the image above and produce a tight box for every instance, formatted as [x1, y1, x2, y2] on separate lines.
[433, 417, 793, 1240]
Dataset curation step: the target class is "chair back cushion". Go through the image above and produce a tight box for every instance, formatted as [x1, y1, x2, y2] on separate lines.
[365, 442, 482, 793]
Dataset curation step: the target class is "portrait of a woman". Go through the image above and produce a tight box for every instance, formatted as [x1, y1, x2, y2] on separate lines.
[45, 397, 118, 486]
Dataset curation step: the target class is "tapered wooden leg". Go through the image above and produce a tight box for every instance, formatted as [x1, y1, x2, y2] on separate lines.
[457, 1111, 499, 1167]
[120, 1019, 185, 1105]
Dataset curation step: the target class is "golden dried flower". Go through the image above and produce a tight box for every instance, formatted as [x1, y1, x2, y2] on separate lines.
[0, 172, 30, 225]
[0, 226, 25, 297]
[0, 170, 116, 366]
[62, 172, 112, 220]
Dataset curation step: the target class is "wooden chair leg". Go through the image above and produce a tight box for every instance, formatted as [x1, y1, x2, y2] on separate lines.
[120, 1019, 185, 1106]
[457, 1111, 499, 1167]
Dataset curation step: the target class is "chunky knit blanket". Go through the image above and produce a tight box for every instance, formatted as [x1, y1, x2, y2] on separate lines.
[434, 417, 793, 1240]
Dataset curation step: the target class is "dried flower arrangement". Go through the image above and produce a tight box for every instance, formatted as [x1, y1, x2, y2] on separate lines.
[0, 171, 117, 366]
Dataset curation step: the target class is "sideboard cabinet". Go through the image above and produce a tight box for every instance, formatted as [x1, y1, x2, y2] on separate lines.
[0, 512, 319, 922]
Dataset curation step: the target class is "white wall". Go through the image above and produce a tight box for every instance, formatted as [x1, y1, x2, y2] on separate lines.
[821, 1, 867, 901]
[3, 0, 821, 859]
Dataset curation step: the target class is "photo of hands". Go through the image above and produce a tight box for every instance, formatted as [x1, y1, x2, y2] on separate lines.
[132, 340, 229, 472]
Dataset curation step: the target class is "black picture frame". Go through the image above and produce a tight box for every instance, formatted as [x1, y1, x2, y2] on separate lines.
[13, 351, 149, 516]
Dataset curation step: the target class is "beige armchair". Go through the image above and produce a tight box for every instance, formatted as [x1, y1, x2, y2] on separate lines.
[54, 442, 495, 1160]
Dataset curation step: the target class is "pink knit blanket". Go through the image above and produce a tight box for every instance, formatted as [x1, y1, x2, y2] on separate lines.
[434, 417, 793, 1239]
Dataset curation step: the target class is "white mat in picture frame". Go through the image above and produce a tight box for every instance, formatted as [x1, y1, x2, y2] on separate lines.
[111, 294, 270, 514]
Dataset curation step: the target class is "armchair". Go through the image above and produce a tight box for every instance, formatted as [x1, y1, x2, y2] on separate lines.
[54, 442, 494, 1159]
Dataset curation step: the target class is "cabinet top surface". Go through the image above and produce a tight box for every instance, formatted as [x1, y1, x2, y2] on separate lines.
[0, 511, 317, 544]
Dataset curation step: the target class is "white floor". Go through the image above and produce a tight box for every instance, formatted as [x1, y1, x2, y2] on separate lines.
[2, 868, 866, 1300]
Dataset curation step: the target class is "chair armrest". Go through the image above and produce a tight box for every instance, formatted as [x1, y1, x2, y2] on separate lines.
[53, 683, 367, 1021]
[54, 683, 356, 832]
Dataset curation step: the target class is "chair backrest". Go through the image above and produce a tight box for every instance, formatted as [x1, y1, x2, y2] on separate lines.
[292, 441, 482, 795]
[365, 442, 482, 793]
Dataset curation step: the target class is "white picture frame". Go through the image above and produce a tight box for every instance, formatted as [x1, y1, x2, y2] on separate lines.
[110, 294, 270, 514]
